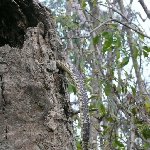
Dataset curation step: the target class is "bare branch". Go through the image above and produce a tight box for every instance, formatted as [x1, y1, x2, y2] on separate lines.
[61, 17, 150, 40]
[98, 3, 128, 21]
[90, 19, 114, 34]
[90, 18, 150, 39]
[139, 0, 150, 19]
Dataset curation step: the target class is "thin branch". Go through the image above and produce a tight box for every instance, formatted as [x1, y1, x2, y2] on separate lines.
[72, 108, 98, 115]
[84, 9, 101, 22]
[113, 19, 150, 39]
[138, 0, 150, 19]
[69, 8, 150, 39]
[61, 18, 150, 40]
[60, 35, 90, 39]
[90, 19, 114, 34]
[98, 3, 128, 21]
[90, 18, 150, 39]
[135, 12, 147, 22]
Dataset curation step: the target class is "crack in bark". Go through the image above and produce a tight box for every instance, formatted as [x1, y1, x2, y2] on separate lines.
[5, 125, 8, 140]
[0, 75, 6, 112]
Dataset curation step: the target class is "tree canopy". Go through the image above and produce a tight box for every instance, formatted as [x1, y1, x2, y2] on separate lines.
[40, 0, 150, 149]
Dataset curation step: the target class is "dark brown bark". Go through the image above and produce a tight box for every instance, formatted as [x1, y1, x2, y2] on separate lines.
[0, 0, 75, 150]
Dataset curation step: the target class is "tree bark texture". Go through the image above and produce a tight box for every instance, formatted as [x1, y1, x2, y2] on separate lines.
[0, 0, 75, 150]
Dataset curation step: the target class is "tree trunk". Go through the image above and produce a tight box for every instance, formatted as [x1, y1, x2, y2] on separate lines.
[0, 0, 76, 150]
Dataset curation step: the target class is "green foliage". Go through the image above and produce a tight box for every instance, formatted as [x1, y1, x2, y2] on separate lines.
[68, 83, 77, 94]
[131, 86, 136, 96]
[143, 46, 150, 52]
[113, 32, 122, 48]
[142, 127, 150, 140]
[84, 77, 93, 93]
[101, 125, 111, 136]
[89, 103, 96, 111]
[131, 107, 137, 115]
[118, 57, 129, 68]
[76, 141, 82, 150]
[142, 46, 150, 57]
[102, 32, 113, 52]
[143, 143, 150, 150]
[138, 124, 150, 140]
[113, 139, 125, 149]
[101, 31, 122, 53]
[93, 35, 100, 45]
[81, 0, 87, 9]
[143, 50, 149, 57]
[133, 46, 139, 59]
[98, 102, 106, 116]
[104, 83, 112, 96]
[145, 101, 150, 113]
[42, 0, 150, 149]
[56, 15, 79, 30]
[88, 94, 99, 100]
[106, 116, 115, 122]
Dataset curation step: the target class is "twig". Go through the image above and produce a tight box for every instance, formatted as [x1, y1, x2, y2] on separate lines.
[98, 3, 128, 21]
[90, 18, 150, 39]
[138, 0, 150, 19]
[89, 19, 114, 34]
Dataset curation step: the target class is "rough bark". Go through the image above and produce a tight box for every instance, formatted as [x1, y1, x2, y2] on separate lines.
[0, 0, 75, 150]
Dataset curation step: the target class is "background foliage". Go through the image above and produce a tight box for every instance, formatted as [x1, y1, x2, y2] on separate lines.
[41, 0, 150, 149]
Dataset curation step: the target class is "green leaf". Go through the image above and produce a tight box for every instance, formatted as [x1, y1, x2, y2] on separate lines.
[131, 107, 137, 115]
[144, 143, 150, 149]
[102, 126, 110, 136]
[118, 57, 129, 68]
[116, 50, 120, 59]
[89, 94, 99, 100]
[142, 127, 150, 139]
[103, 38, 113, 50]
[102, 31, 109, 37]
[93, 35, 100, 45]
[68, 83, 77, 94]
[113, 139, 125, 148]
[104, 83, 111, 96]
[89, 103, 96, 110]
[86, 84, 93, 93]
[139, 34, 144, 40]
[143, 46, 150, 52]
[143, 50, 148, 57]
[131, 86, 136, 96]
[113, 34, 121, 48]
[93, 0, 97, 6]
[102, 32, 113, 52]
[145, 101, 150, 113]
[121, 85, 127, 94]
[106, 117, 114, 122]
[81, 0, 87, 9]
[76, 140, 82, 150]
[85, 77, 92, 83]
[109, 23, 118, 29]
[98, 103, 106, 115]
